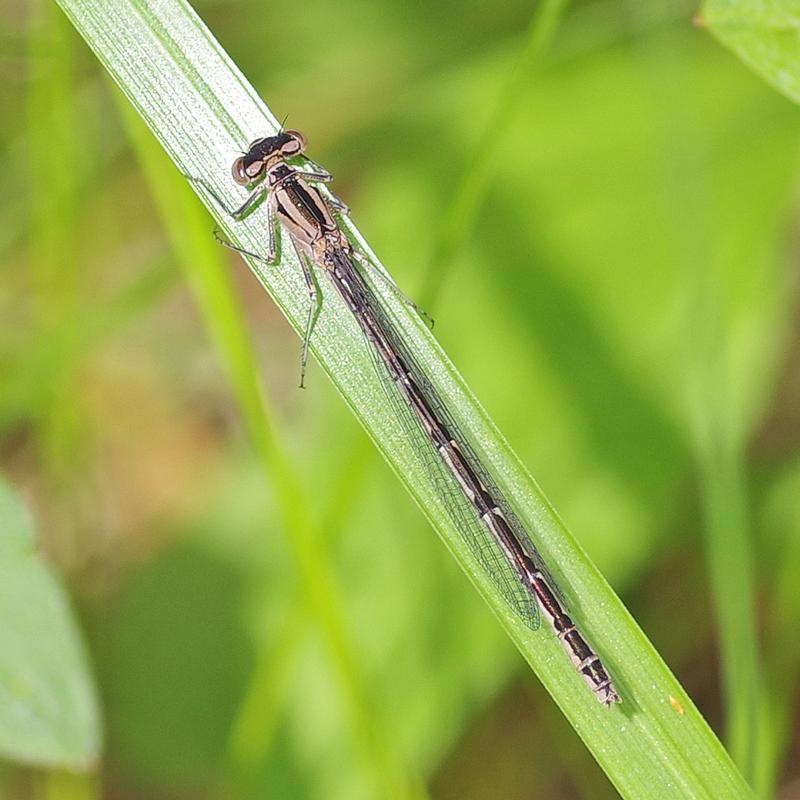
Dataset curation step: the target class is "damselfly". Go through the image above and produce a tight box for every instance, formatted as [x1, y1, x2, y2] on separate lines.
[192, 130, 621, 706]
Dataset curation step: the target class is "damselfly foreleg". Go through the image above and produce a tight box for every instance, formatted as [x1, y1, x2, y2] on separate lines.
[187, 175, 278, 264]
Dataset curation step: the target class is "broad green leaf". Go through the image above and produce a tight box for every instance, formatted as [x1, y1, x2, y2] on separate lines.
[703, 0, 800, 103]
[0, 478, 100, 768]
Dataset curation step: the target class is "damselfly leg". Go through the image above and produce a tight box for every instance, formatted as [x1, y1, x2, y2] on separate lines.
[288, 237, 323, 389]
[351, 250, 434, 329]
[188, 171, 320, 383]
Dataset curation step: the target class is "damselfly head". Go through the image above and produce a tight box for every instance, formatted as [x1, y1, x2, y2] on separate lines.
[231, 130, 308, 185]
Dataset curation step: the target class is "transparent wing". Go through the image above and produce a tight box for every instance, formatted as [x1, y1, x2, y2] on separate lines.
[328, 251, 545, 630]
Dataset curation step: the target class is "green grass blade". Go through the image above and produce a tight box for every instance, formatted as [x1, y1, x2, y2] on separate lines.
[625, 5, 767, 786]
[759, 461, 800, 797]
[54, 1, 753, 796]
[27, 0, 85, 505]
[419, 0, 569, 308]
[692, 430, 764, 782]
[225, 606, 306, 781]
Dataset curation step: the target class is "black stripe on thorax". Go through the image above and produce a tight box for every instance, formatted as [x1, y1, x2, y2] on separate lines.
[284, 177, 330, 230]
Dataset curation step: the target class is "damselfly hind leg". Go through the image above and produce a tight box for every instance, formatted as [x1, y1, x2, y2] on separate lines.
[212, 230, 274, 265]
[351, 250, 434, 329]
[326, 193, 350, 215]
[289, 239, 323, 389]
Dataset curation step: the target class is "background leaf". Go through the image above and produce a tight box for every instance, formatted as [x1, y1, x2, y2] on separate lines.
[0, 478, 100, 769]
[703, 0, 800, 103]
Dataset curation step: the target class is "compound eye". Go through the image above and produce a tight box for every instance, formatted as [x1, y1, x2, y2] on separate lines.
[246, 137, 265, 151]
[232, 157, 262, 185]
[231, 157, 248, 185]
[282, 130, 307, 156]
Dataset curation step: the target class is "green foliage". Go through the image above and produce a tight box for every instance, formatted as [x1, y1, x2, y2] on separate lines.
[2, 0, 799, 798]
[50, 0, 759, 797]
[0, 479, 99, 769]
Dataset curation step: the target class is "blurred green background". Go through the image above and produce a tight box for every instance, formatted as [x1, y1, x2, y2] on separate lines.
[2, 0, 800, 798]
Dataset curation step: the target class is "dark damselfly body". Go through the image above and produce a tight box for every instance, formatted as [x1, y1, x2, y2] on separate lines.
[195, 130, 621, 706]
